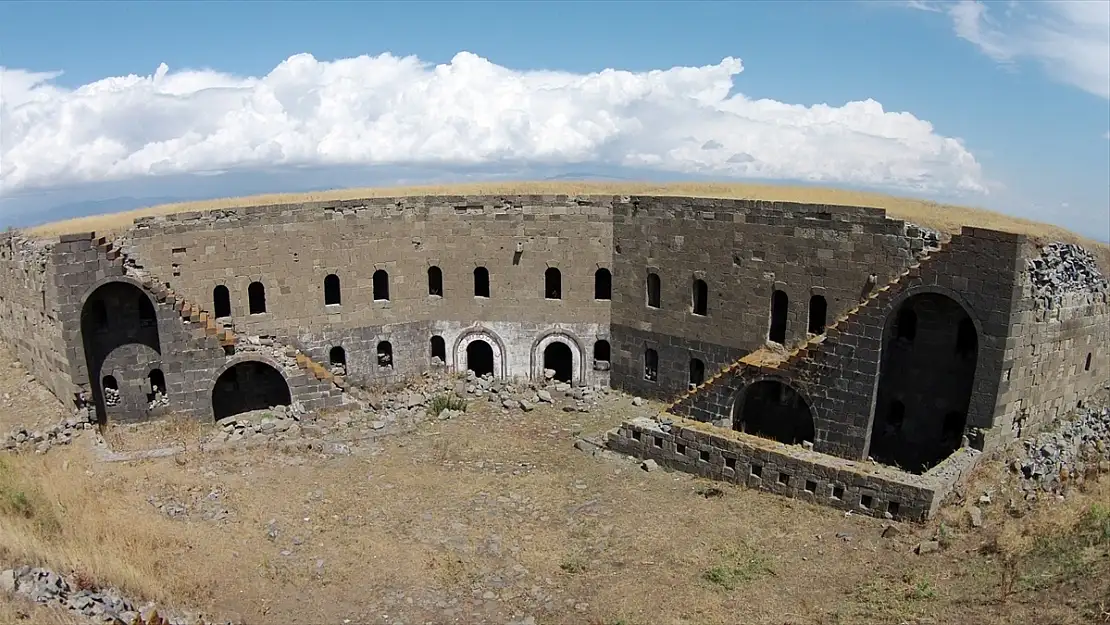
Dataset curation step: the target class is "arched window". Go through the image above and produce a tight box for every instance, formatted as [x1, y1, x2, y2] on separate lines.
[691, 279, 708, 316]
[377, 341, 394, 368]
[644, 348, 658, 382]
[594, 268, 612, 300]
[430, 335, 446, 363]
[428, 266, 443, 297]
[768, 290, 788, 344]
[147, 369, 166, 403]
[689, 358, 705, 387]
[329, 345, 347, 367]
[808, 295, 827, 335]
[646, 273, 661, 308]
[545, 267, 562, 300]
[102, 375, 120, 407]
[213, 285, 231, 318]
[248, 282, 266, 314]
[324, 274, 341, 305]
[474, 267, 490, 298]
[372, 270, 390, 301]
[593, 340, 611, 371]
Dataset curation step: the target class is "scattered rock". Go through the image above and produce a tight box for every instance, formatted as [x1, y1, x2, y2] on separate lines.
[915, 540, 941, 555]
[640, 459, 658, 472]
[968, 506, 983, 528]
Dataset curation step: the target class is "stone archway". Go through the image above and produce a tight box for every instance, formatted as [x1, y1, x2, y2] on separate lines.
[453, 329, 507, 379]
[732, 378, 815, 446]
[867, 290, 980, 473]
[531, 332, 583, 384]
[211, 360, 292, 421]
[80, 279, 163, 424]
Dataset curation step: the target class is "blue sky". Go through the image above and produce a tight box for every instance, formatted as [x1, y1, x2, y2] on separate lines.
[1, 0, 1107, 239]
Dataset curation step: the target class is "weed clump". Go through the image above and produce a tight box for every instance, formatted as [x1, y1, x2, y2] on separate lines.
[429, 394, 467, 416]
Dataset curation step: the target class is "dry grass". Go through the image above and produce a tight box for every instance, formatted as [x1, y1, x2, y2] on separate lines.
[25, 181, 1106, 251]
[0, 340, 1107, 624]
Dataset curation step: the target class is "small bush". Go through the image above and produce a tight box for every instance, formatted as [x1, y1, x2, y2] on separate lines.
[429, 394, 467, 416]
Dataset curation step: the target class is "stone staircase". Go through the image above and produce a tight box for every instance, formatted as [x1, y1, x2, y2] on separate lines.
[94, 235, 344, 388]
[667, 239, 952, 412]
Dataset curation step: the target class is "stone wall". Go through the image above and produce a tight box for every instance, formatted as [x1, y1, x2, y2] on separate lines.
[47, 233, 343, 423]
[993, 242, 1110, 445]
[606, 415, 981, 521]
[0, 233, 72, 404]
[669, 227, 1022, 464]
[608, 196, 935, 401]
[122, 196, 613, 384]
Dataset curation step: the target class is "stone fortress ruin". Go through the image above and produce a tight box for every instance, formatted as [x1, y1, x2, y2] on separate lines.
[1, 192, 1107, 523]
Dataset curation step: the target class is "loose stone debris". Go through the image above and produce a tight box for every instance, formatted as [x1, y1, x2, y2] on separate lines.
[1011, 404, 1110, 497]
[1027, 242, 1108, 307]
[2, 405, 95, 453]
[1, 565, 233, 625]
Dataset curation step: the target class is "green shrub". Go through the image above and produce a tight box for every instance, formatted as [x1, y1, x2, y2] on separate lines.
[429, 394, 468, 416]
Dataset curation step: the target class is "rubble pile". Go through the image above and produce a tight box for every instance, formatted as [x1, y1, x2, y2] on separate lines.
[1012, 404, 1110, 497]
[2, 407, 96, 454]
[1, 566, 232, 625]
[1027, 242, 1108, 308]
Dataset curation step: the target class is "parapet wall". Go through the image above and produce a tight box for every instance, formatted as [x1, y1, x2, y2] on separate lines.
[607, 415, 983, 521]
[0, 234, 72, 404]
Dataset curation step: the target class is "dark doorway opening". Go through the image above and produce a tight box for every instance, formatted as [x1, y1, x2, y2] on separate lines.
[869, 293, 979, 473]
[733, 380, 814, 445]
[430, 335, 447, 363]
[211, 361, 292, 421]
[543, 342, 574, 383]
[467, 340, 495, 377]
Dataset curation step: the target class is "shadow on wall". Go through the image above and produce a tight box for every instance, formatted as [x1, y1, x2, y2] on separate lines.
[80, 281, 162, 424]
[868, 292, 979, 473]
[211, 360, 292, 420]
[732, 379, 815, 446]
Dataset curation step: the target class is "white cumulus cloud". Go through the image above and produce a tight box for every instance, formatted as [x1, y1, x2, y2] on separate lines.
[915, 0, 1110, 100]
[0, 52, 987, 195]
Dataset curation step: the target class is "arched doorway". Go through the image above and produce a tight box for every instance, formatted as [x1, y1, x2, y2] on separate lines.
[466, 340, 495, 377]
[732, 380, 814, 445]
[81, 280, 163, 424]
[868, 292, 979, 473]
[543, 342, 574, 382]
[211, 361, 292, 421]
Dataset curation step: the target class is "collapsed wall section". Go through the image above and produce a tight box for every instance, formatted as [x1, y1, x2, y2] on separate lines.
[0, 233, 72, 404]
[994, 242, 1110, 443]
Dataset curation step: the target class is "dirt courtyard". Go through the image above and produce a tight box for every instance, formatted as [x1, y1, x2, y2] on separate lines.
[1, 343, 1107, 625]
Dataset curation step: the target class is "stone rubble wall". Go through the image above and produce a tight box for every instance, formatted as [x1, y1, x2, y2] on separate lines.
[994, 241, 1110, 442]
[0, 233, 73, 405]
[606, 415, 969, 521]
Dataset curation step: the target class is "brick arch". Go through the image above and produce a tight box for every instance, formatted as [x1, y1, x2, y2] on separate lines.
[452, 327, 508, 379]
[530, 330, 585, 384]
[210, 354, 294, 421]
[866, 284, 985, 473]
[79, 277, 163, 424]
[728, 374, 817, 446]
